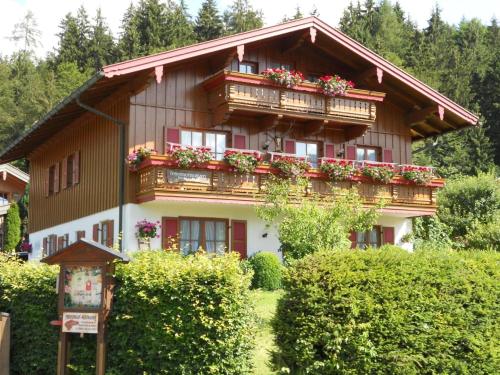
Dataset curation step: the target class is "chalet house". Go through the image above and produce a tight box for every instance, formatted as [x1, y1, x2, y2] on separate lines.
[0, 164, 29, 250]
[0, 17, 477, 260]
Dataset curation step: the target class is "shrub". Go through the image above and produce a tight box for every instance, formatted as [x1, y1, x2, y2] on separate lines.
[0, 252, 255, 374]
[249, 252, 283, 290]
[273, 248, 500, 374]
[4, 202, 21, 252]
[464, 214, 500, 250]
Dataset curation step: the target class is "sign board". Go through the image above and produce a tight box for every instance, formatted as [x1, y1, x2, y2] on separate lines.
[62, 312, 98, 334]
[63, 265, 103, 309]
[167, 170, 211, 184]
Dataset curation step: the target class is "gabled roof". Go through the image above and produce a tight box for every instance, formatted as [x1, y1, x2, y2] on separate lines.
[0, 163, 29, 183]
[0, 17, 478, 163]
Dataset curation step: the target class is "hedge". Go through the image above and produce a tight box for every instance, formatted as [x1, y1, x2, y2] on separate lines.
[249, 251, 283, 291]
[273, 248, 500, 374]
[0, 252, 255, 374]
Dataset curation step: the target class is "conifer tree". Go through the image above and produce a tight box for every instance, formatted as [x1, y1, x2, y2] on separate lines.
[118, 3, 141, 60]
[224, 0, 263, 34]
[194, 0, 224, 41]
[135, 0, 167, 55]
[164, 0, 196, 49]
[89, 8, 116, 70]
[4, 202, 21, 252]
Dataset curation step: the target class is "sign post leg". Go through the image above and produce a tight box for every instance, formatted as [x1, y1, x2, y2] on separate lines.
[95, 323, 106, 375]
[57, 332, 69, 375]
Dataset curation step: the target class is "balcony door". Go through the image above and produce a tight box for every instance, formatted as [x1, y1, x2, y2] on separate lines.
[180, 130, 226, 160]
[296, 141, 318, 167]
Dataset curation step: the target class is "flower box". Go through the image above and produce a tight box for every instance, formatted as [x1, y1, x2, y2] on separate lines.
[400, 165, 435, 185]
[319, 158, 357, 181]
[359, 161, 397, 184]
[223, 148, 262, 174]
[261, 68, 305, 88]
[168, 145, 213, 168]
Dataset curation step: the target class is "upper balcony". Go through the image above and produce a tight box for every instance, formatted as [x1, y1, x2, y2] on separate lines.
[203, 71, 386, 137]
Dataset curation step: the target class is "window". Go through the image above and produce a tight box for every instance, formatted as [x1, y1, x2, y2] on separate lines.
[296, 141, 318, 167]
[306, 73, 321, 83]
[179, 218, 227, 255]
[271, 62, 293, 71]
[356, 146, 380, 162]
[180, 130, 227, 160]
[93, 220, 114, 247]
[355, 227, 381, 249]
[238, 61, 258, 74]
[66, 154, 74, 187]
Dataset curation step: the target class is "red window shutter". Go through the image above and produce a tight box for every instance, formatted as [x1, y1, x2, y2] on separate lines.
[382, 148, 393, 163]
[383, 227, 395, 245]
[77, 230, 85, 241]
[106, 220, 114, 247]
[233, 134, 247, 149]
[231, 220, 247, 259]
[92, 224, 99, 242]
[61, 157, 68, 189]
[166, 128, 180, 144]
[44, 168, 50, 197]
[324, 143, 335, 158]
[162, 217, 178, 250]
[349, 231, 357, 249]
[346, 145, 357, 160]
[53, 163, 60, 193]
[284, 139, 296, 154]
[72, 151, 80, 185]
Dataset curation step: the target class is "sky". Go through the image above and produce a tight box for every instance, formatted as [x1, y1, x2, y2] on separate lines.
[1, 0, 498, 58]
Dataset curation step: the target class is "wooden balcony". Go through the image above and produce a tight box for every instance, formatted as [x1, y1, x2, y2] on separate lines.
[135, 156, 442, 216]
[204, 71, 386, 134]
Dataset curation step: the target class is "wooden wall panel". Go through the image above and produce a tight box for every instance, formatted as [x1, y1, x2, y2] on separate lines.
[28, 97, 128, 233]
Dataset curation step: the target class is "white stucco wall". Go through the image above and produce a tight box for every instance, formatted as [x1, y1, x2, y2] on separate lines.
[29, 201, 414, 260]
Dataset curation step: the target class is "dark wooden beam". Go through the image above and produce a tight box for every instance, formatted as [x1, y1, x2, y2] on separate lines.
[211, 106, 233, 127]
[406, 106, 439, 126]
[345, 125, 369, 140]
[260, 114, 283, 131]
[355, 66, 383, 84]
[303, 120, 328, 137]
[281, 33, 308, 55]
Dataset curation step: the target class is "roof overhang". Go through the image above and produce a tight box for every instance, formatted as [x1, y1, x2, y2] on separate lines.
[0, 163, 29, 183]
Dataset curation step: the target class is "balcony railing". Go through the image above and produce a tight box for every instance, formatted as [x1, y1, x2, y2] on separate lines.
[135, 154, 443, 213]
[204, 71, 386, 127]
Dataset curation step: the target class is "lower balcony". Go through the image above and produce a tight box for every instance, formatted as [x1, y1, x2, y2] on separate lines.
[135, 155, 443, 216]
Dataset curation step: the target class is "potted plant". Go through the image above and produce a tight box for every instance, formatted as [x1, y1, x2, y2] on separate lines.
[224, 149, 261, 174]
[127, 147, 153, 170]
[317, 75, 354, 96]
[361, 162, 396, 184]
[400, 165, 434, 185]
[19, 241, 32, 253]
[320, 159, 357, 181]
[170, 146, 213, 168]
[136, 219, 161, 250]
[262, 68, 305, 88]
[271, 156, 310, 178]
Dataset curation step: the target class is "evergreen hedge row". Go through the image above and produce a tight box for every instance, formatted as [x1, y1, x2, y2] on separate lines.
[0, 252, 254, 374]
[273, 248, 500, 374]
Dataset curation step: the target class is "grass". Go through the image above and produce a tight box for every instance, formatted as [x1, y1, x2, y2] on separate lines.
[250, 289, 283, 375]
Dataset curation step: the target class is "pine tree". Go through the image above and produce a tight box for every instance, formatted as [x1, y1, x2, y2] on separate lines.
[118, 3, 141, 60]
[194, 0, 224, 42]
[282, 6, 303, 22]
[89, 8, 116, 70]
[135, 0, 167, 55]
[8, 11, 41, 53]
[224, 0, 263, 34]
[163, 0, 196, 49]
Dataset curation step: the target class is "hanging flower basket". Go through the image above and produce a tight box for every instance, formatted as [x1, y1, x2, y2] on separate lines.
[320, 159, 357, 181]
[271, 156, 310, 178]
[136, 219, 160, 250]
[262, 68, 305, 88]
[127, 147, 154, 170]
[224, 149, 262, 174]
[317, 75, 354, 96]
[19, 241, 32, 253]
[400, 165, 434, 185]
[361, 162, 396, 184]
[170, 146, 213, 168]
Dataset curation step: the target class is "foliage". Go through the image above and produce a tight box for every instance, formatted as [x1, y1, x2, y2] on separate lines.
[412, 215, 453, 250]
[464, 213, 500, 250]
[400, 165, 434, 185]
[135, 219, 161, 240]
[0, 252, 255, 374]
[261, 68, 305, 88]
[170, 146, 213, 168]
[273, 248, 500, 374]
[256, 176, 380, 261]
[361, 163, 396, 183]
[316, 74, 355, 96]
[194, 0, 224, 42]
[437, 173, 500, 240]
[224, 149, 261, 174]
[224, 0, 263, 34]
[4, 202, 21, 252]
[248, 251, 283, 291]
[126, 146, 153, 169]
[320, 159, 356, 181]
[271, 157, 309, 178]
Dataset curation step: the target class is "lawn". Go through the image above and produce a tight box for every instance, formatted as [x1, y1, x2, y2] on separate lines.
[250, 289, 283, 375]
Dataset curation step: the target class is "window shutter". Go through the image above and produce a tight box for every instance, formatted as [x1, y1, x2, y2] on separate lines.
[77, 230, 85, 240]
[324, 143, 335, 158]
[382, 148, 393, 163]
[92, 224, 99, 242]
[166, 128, 180, 144]
[61, 158, 68, 189]
[106, 220, 114, 247]
[42, 237, 48, 255]
[231, 220, 247, 259]
[53, 163, 60, 193]
[349, 231, 357, 249]
[346, 145, 357, 160]
[284, 139, 296, 154]
[72, 151, 80, 185]
[383, 227, 395, 245]
[233, 134, 247, 149]
[44, 168, 50, 197]
[57, 236, 64, 251]
[162, 217, 178, 250]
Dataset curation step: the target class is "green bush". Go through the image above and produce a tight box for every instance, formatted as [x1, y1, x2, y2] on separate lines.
[273, 248, 500, 374]
[464, 214, 500, 250]
[0, 252, 255, 374]
[249, 251, 283, 290]
[4, 202, 21, 252]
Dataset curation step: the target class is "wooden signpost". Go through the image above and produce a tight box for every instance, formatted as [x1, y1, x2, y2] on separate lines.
[41, 239, 129, 375]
